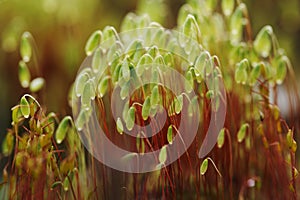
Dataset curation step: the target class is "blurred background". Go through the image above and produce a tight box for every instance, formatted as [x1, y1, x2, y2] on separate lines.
[0, 0, 299, 138]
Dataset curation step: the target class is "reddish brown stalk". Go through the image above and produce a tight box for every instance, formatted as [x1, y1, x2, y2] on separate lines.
[172, 125, 200, 197]
[225, 129, 233, 200]
[67, 174, 77, 200]
[290, 143, 297, 199]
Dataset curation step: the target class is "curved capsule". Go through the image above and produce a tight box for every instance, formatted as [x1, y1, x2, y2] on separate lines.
[20, 96, 30, 118]
[81, 79, 95, 110]
[20, 32, 32, 63]
[253, 26, 273, 58]
[230, 4, 245, 44]
[222, 0, 234, 16]
[29, 77, 45, 92]
[142, 96, 151, 120]
[167, 125, 173, 144]
[116, 117, 124, 134]
[18, 61, 31, 88]
[92, 47, 106, 73]
[136, 53, 153, 76]
[55, 116, 72, 144]
[98, 75, 110, 98]
[150, 85, 159, 107]
[85, 30, 102, 56]
[126, 106, 136, 131]
[75, 72, 90, 97]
